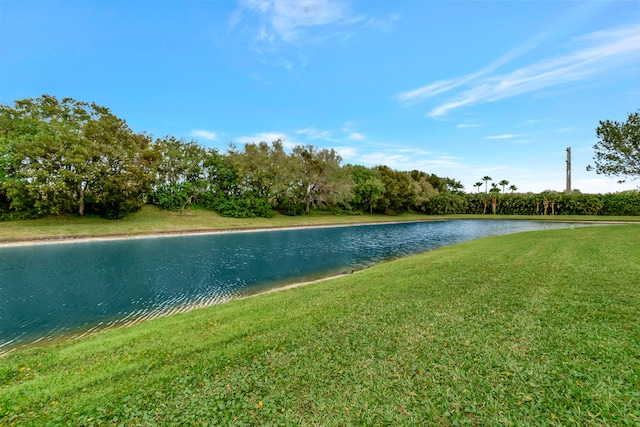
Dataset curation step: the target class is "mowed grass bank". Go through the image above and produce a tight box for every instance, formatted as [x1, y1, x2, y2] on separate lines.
[2, 204, 639, 244]
[2, 225, 639, 426]
[0, 205, 433, 243]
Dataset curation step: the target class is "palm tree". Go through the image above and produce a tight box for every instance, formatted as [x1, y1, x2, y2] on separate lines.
[490, 183, 501, 194]
[447, 179, 464, 194]
[508, 184, 518, 194]
[482, 176, 492, 193]
[499, 179, 509, 194]
[474, 182, 483, 193]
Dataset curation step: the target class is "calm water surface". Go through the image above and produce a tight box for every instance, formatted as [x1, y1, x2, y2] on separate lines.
[1, 220, 574, 351]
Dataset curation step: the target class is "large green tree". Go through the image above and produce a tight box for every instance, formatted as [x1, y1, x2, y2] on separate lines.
[588, 111, 640, 183]
[226, 140, 295, 206]
[0, 95, 154, 218]
[374, 166, 416, 214]
[291, 145, 353, 214]
[345, 164, 385, 213]
[409, 170, 439, 212]
[152, 136, 210, 187]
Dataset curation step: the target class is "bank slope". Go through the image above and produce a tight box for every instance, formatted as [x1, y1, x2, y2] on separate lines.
[1, 225, 639, 426]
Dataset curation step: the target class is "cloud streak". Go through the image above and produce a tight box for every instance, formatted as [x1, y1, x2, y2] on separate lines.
[295, 127, 337, 141]
[485, 134, 521, 140]
[189, 130, 218, 141]
[240, 0, 351, 43]
[397, 24, 640, 118]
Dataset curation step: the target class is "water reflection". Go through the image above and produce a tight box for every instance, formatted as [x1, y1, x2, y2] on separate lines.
[1, 220, 573, 351]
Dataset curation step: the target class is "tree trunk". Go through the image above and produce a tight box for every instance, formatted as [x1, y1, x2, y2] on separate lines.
[78, 183, 85, 217]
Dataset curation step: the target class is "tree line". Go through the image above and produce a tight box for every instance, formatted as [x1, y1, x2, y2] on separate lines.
[0, 95, 461, 220]
[423, 191, 640, 216]
[2, 96, 637, 220]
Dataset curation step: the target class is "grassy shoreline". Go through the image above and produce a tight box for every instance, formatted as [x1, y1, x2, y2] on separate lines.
[1, 224, 639, 425]
[0, 205, 435, 244]
[2, 204, 639, 244]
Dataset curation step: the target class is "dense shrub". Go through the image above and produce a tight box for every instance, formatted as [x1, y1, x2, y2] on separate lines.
[277, 198, 304, 216]
[424, 191, 639, 216]
[198, 192, 275, 218]
[423, 194, 469, 215]
[557, 193, 603, 215]
[600, 191, 640, 216]
[152, 183, 195, 212]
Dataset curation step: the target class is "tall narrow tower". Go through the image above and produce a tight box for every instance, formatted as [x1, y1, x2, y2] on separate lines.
[565, 147, 572, 194]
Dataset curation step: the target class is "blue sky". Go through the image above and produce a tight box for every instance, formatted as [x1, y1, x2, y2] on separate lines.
[1, 0, 639, 193]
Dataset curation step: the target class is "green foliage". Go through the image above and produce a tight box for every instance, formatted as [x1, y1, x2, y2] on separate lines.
[277, 198, 304, 216]
[557, 193, 603, 215]
[203, 192, 275, 218]
[152, 183, 196, 212]
[2, 95, 638, 221]
[374, 166, 416, 214]
[481, 175, 492, 193]
[600, 190, 640, 216]
[409, 171, 440, 212]
[226, 140, 295, 205]
[494, 194, 536, 215]
[444, 177, 464, 194]
[423, 192, 640, 216]
[423, 193, 468, 215]
[0, 95, 154, 219]
[588, 111, 640, 182]
[345, 164, 385, 213]
[292, 145, 354, 214]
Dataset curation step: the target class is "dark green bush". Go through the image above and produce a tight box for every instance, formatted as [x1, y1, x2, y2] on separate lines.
[600, 191, 640, 216]
[277, 198, 303, 216]
[424, 194, 469, 215]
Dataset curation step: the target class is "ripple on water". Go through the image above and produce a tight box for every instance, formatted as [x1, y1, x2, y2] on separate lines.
[0, 220, 579, 352]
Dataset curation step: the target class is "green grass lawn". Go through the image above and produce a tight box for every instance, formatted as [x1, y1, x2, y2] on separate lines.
[1, 224, 639, 426]
[0, 205, 434, 243]
[2, 205, 639, 244]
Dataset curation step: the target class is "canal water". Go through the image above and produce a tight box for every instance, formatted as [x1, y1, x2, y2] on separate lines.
[0, 220, 573, 351]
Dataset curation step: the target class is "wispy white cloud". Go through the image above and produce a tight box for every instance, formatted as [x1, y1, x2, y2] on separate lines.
[397, 31, 548, 107]
[457, 123, 483, 129]
[340, 122, 366, 141]
[295, 127, 337, 141]
[485, 134, 521, 140]
[362, 14, 400, 33]
[334, 146, 357, 159]
[239, 0, 351, 43]
[397, 24, 640, 118]
[236, 124, 367, 151]
[357, 150, 463, 172]
[189, 130, 218, 141]
[347, 132, 365, 141]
